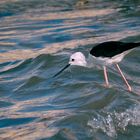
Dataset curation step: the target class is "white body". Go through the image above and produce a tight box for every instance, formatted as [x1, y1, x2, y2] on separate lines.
[69, 51, 131, 68]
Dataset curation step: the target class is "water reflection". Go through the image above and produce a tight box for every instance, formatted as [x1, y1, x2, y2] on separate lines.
[0, 29, 139, 63]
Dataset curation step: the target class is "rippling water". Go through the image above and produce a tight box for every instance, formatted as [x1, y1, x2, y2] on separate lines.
[0, 0, 140, 139]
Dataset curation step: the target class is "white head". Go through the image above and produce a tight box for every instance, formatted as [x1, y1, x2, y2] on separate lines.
[69, 52, 87, 67]
[53, 52, 87, 77]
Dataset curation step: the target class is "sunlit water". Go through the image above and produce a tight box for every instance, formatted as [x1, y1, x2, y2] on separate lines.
[0, 0, 140, 139]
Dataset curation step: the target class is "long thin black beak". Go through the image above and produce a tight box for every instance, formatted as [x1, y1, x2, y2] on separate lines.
[53, 64, 70, 78]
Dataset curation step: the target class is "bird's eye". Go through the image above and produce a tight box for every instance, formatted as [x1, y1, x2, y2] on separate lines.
[71, 59, 75, 61]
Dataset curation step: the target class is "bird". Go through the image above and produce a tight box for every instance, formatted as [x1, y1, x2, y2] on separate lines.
[53, 41, 140, 92]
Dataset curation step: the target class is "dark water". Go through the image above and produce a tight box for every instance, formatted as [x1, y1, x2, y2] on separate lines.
[0, 0, 140, 139]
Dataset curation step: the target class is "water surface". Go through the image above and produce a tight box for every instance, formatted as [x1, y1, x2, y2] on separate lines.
[0, 0, 140, 139]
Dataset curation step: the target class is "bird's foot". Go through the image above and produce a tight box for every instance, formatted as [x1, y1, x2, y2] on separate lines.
[103, 83, 111, 88]
[128, 86, 132, 92]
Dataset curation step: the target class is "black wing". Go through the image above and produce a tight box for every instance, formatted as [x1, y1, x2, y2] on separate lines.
[90, 41, 140, 58]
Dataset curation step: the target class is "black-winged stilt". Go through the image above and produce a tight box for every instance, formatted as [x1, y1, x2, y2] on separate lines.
[54, 41, 140, 92]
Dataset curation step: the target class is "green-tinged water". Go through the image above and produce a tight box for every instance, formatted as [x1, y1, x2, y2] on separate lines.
[0, 0, 140, 139]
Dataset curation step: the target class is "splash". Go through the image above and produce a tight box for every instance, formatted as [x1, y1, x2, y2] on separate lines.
[87, 104, 140, 137]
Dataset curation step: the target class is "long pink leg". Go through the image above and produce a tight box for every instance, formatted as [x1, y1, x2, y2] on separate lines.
[103, 66, 109, 87]
[115, 64, 132, 92]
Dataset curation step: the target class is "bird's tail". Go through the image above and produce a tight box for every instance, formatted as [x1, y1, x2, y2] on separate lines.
[128, 42, 140, 50]
[136, 42, 140, 46]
